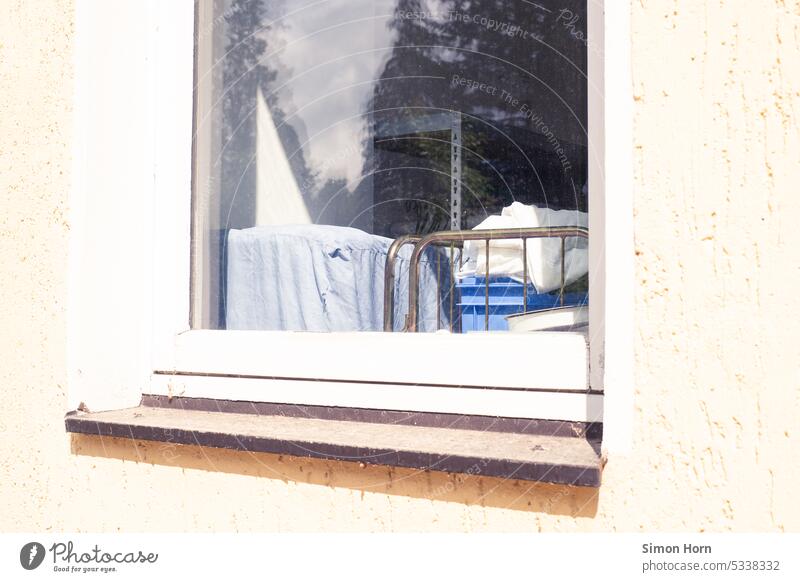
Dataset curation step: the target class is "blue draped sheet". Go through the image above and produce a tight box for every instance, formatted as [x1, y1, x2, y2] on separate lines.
[225, 225, 453, 332]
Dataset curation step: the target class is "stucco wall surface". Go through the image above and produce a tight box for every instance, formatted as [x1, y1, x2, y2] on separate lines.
[1, 0, 799, 532]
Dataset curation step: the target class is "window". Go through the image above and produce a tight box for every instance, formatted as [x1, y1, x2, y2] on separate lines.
[192, 0, 590, 335]
[68, 0, 632, 464]
[157, 0, 599, 420]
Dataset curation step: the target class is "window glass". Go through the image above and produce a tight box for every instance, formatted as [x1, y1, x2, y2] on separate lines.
[193, 0, 588, 332]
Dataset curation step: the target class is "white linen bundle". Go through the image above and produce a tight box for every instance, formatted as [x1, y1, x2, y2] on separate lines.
[458, 202, 588, 294]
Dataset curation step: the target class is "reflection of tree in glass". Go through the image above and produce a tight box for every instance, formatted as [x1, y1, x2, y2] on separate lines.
[373, 125, 492, 235]
[366, 0, 588, 237]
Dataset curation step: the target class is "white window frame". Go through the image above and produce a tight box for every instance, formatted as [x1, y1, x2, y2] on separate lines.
[69, 0, 632, 455]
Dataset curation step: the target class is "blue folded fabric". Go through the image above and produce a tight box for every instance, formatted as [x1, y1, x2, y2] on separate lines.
[225, 225, 452, 332]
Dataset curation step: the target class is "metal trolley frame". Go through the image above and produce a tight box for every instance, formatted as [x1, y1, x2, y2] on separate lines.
[383, 226, 589, 333]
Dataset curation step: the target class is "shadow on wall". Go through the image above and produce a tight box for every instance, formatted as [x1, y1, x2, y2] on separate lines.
[70, 434, 599, 518]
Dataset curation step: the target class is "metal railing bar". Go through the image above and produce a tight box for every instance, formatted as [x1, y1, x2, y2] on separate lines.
[383, 235, 421, 332]
[560, 235, 566, 306]
[449, 243, 455, 333]
[485, 240, 490, 331]
[436, 250, 441, 330]
[522, 237, 528, 313]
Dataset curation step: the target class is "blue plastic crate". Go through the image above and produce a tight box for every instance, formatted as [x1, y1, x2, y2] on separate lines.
[455, 276, 587, 332]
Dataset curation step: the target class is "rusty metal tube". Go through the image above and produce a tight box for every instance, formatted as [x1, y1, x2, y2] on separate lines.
[522, 237, 528, 312]
[383, 235, 421, 332]
[484, 240, 490, 331]
[449, 243, 455, 332]
[560, 235, 566, 306]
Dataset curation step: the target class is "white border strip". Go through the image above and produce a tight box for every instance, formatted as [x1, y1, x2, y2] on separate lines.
[159, 329, 590, 392]
[150, 374, 603, 423]
[598, 0, 634, 455]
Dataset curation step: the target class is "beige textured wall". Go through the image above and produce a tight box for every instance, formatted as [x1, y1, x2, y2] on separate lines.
[1, 0, 798, 532]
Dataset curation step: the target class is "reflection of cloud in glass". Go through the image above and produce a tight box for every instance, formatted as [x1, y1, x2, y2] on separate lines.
[255, 87, 310, 225]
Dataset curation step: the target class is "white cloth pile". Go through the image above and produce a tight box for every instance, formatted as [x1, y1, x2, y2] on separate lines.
[458, 202, 588, 294]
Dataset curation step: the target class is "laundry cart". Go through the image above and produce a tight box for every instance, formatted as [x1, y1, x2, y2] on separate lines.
[383, 225, 589, 333]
